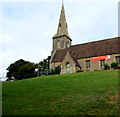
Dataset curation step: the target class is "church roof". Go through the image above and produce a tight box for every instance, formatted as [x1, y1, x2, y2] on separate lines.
[51, 37, 120, 63]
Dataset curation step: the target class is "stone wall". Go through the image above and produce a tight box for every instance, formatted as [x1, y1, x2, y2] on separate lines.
[50, 54, 119, 74]
[61, 52, 76, 74]
[77, 54, 119, 72]
[50, 62, 61, 70]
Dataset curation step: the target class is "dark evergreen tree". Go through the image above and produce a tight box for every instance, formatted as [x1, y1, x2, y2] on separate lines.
[6, 59, 37, 80]
[37, 56, 51, 76]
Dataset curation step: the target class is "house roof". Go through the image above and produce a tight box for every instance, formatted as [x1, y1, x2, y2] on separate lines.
[51, 37, 120, 63]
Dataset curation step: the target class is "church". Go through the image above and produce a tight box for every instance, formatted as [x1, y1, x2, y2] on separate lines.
[50, 3, 120, 74]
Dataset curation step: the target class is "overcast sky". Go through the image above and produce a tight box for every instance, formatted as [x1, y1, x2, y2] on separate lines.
[0, 0, 118, 77]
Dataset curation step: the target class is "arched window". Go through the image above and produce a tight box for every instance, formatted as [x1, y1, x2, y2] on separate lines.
[59, 23, 61, 27]
[57, 40, 60, 49]
[66, 62, 70, 73]
[61, 40, 64, 48]
[66, 24, 67, 28]
[66, 42, 70, 48]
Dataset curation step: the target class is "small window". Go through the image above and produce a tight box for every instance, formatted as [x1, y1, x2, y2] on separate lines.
[86, 60, 90, 68]
[61, 40, 64, 48]
[59, 23, 61, 27]
[100, 60, 105, 67]
[116, 56, 120, 66]
[66, 42, 70, 48]
[57, 40, 60, 48]
[66, 62, 70, 73]
[66, 24, 67, 28]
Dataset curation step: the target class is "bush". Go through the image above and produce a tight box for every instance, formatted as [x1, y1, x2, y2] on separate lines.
[77, 70, 83, 72]
[94, 70, 98, 71]
[116, 66, 120, 69]
[104, 64, 110, 70]
[111, 62, 118, 69]
[49, 69, 55, 75]
[49, 66, 61, 75]
[54, 66, 61, 74]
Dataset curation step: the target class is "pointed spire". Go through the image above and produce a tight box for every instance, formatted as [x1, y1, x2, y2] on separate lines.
[53, 3, 71, 39]
[62, 0, 64, 4]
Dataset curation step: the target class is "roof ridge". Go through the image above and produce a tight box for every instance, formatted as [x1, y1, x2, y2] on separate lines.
[71, 37, 119, 48]
[51, 36, 119, 63]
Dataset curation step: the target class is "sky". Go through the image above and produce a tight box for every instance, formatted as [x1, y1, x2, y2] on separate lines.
[0, 0, 118, 78]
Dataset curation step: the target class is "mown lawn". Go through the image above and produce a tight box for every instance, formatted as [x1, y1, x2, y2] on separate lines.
[2, 70, 119, 115]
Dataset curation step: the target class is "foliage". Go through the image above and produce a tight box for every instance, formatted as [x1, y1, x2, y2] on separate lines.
[6, 59, 36, 80]
[111, 62, 118, 69]
[37, 56, 51, 76]
[6, 56, 51, 80]
[3, 70, 118, 115]
[76, 70, 83, 72]
[49, 69, 55, 75]
[104, 64, 110, 70]
[54, 66, 61, 74]
[49, 66, 61, 75]
[17, 63, 36, 79]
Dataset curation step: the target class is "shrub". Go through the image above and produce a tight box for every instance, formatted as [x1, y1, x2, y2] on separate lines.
[77, 70, 83, 72]
[117, 66, 120, 69]
[48, 69, 55, 75]
[104, 64, 110, 70]
[94, 70, 98, 71]
[49, 66, 61, 75]
[54, 66, 61, 74]
[111, 62, 118, 69]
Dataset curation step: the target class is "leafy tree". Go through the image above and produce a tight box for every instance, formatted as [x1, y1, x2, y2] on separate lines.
[6, 56, 51, 80]
[6, 59, 29, 78]
[17, 63, 36, 79]
[6, 59, 36, 80]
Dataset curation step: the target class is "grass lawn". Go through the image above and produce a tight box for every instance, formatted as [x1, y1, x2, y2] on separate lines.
[2, 70, 119, 115]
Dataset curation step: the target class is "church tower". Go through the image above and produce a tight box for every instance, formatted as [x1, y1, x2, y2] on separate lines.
[52, 3, 72, 53]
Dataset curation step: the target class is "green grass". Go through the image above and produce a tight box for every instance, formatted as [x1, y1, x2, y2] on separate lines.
[2, 70, 119, 115]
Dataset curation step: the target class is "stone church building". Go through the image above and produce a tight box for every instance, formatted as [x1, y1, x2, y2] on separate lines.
[50, 3, 120, 74]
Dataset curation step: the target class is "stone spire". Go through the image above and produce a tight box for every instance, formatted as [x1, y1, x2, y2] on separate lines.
[53, 3, 71, 40]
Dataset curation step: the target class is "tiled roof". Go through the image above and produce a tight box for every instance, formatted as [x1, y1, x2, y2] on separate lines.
[51, 37, 120, 63]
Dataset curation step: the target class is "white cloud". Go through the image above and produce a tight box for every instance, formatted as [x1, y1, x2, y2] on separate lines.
[67, 2, 118, 44]
[0, 2, 118, 77]
[0, 50, 14, 76]
[0, 33, 12, 44]
[0, 0, 119, 3]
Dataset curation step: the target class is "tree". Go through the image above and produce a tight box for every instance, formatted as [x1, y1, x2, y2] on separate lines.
[17, 63, 36, 79]
[6, 56, 51, 80]
[6, 59, 36, 80]
[37, 56, 51, 76]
